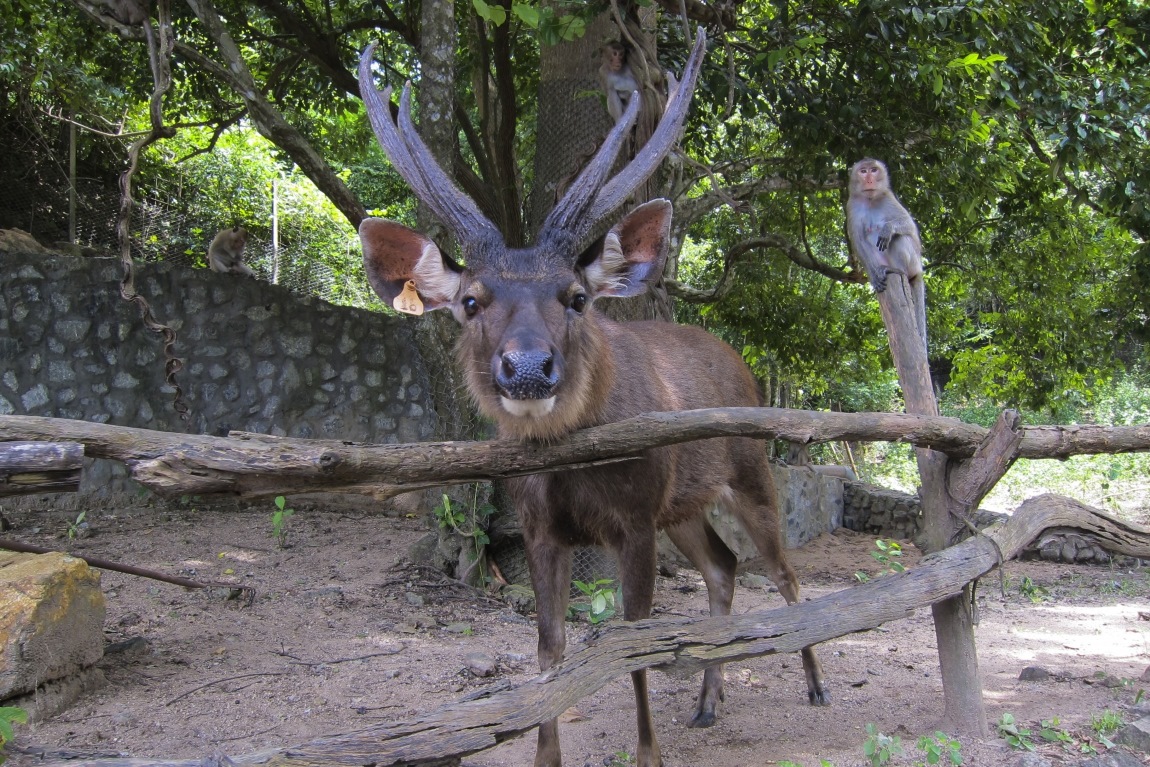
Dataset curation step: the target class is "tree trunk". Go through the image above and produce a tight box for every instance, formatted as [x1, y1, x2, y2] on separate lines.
[528, 8, 673, 322]
[409, 0, 492, 581]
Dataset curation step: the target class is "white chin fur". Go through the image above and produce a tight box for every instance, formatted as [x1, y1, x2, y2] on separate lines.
[500, 396, 556, 418]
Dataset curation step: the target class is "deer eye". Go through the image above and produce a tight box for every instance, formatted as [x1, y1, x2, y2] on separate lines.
[570, 293, 587, 313]
[462, 296, 479, 317]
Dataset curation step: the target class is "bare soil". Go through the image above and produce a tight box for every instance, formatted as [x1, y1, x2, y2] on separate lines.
[4, 497, 1149, 767]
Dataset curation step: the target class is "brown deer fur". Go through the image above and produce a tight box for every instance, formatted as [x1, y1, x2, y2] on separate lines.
[357, 32, 828, 767]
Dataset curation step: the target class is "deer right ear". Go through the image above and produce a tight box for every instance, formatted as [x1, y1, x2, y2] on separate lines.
[581, 199, 672, 299]
[359, 218, 461, 312]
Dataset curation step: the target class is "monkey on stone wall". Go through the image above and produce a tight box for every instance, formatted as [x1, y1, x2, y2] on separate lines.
[207, 226, 255, 277]
[599, 41, 639, 123]
[846, 158, 927, 345]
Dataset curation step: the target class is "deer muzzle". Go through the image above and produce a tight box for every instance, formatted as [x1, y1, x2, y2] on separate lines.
[493, 348, 562, 417]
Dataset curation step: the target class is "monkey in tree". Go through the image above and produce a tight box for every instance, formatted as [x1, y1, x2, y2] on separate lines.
[207, 226, 255, 277]
[94, 0, 148, 25]
[846, 158, 927, 344]
[599, 41, 639, 123]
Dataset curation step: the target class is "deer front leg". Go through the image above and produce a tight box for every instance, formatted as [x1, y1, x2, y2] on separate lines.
[526, 537, 572, 767]
[618, 535, 662, 767]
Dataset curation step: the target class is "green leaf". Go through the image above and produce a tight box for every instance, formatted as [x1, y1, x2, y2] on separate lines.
[511, 3, 540, 27]
[472, 0, 507, 25]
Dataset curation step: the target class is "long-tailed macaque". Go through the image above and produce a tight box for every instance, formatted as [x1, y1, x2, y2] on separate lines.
[208, 226, 255, 277]
[846, 158, 927, 344]
[599, 41, 639, 123]
[94, 0, 148, 25]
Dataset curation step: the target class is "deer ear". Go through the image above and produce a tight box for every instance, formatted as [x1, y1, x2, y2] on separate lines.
[581, 199, 672, 299]
[359, 218, 461, 311]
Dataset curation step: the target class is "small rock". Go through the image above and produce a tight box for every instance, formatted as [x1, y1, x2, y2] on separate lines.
[1019, 665, 1052, 682]
[464, 652, 497, 678]
[1013, 753, 1053, 767]
[117, 611, 142, 627]
[739, 573, 771, 590]
[404, 591, 424, 606]
[444, 622, 472, 634]
[104, 637, 150, 657]
[1140, 665, 1150, 682]
[409, 612, 438, 628]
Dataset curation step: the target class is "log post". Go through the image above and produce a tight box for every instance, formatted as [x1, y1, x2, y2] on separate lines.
[874, 274, 1022, 735]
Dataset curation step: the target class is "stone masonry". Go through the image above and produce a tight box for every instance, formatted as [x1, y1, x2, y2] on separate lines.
[0, 248, 437, 503]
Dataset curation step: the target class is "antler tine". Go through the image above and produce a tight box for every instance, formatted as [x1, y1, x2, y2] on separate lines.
[538, 85, 642, 247]
[589, 29, 707, 224]
[358, 45, 502, 252]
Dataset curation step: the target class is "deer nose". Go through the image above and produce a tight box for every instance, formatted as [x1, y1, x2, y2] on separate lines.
[495, 349, 560, 399]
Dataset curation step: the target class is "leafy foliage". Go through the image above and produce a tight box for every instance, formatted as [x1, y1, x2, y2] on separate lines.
[4, 0, 1148, 436]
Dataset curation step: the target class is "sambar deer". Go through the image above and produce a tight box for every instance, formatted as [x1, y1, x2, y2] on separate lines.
[357, 30, 829, 767]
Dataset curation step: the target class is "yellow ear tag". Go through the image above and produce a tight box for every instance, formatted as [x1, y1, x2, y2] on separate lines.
[393, 280, 424, 315]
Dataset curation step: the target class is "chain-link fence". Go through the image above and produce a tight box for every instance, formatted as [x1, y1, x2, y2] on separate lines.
[0, 163, 360, 307]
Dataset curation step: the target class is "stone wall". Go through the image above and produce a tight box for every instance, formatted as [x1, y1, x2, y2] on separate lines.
[0, 248, 437, 504]
[659, 464, 845, 566]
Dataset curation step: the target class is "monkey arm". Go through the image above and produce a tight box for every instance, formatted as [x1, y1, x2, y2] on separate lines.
[875, 213, 916, 251]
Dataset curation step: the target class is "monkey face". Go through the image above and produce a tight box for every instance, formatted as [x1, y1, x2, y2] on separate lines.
[850, 159, 888, 195]
[604, 45, 626, 72]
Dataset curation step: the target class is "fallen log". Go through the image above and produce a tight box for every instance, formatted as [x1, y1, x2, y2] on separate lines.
[2, 411, 1148, 500]
[54, 494, 1150, 767]
[0, 441, 83, 496]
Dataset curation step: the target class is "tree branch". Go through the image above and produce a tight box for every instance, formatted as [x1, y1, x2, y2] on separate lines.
[667, 233, 859, 303]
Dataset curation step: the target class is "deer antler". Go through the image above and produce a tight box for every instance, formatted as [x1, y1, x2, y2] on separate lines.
[539, 28, 708, 255]
[359, 28, 707, 264]
[358, 46, 504, 258]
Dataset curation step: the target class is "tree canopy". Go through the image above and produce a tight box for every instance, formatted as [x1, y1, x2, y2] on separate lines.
[2, 0, 1146, 417]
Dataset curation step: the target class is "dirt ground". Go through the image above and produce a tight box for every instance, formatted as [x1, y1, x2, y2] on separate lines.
[3, 496, 1149, 767]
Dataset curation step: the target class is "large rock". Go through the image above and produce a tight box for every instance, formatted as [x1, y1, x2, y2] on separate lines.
[660, 464, 845, 565]
[0, 551, 105, 700]
[1114, 716, 1150, 754]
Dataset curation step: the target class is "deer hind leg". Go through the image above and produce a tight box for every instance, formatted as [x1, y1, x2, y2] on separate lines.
[664, 514, 737, 728]
[728, 476, 832, 706]
[615, 533, 662, 767]
[525, 537, 573, 767]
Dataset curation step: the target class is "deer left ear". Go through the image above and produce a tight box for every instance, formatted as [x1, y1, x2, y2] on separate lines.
[360, 218, 461, 311]
[581, 199, 672, 298]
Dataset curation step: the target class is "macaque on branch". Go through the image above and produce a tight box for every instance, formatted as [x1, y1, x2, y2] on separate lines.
[94, 0, 149, 25]
[599, 41, 639, 123]
[207, 226, 255, 277]
[846, 158, 927, 344]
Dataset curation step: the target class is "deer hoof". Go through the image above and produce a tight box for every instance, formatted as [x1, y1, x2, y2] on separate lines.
[687, 710, 717, 728]
[808, 684, 831, 706]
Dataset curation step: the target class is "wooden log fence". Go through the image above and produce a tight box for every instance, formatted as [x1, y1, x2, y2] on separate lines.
[2, 411, 1149, 501]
